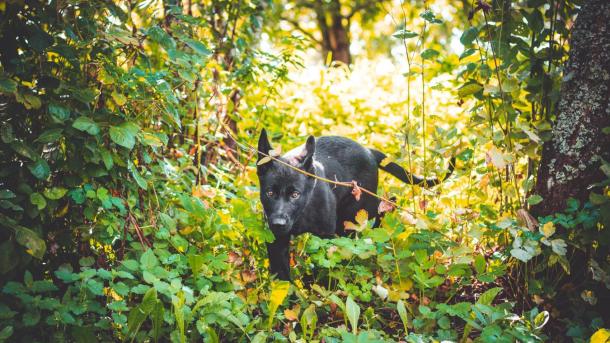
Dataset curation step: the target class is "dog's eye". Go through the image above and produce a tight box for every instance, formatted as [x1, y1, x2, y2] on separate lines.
[266, 190, 274, 197]
[290, 191, 300, 199]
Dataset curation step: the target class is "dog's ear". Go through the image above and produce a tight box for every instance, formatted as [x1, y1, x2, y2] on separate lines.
[257, 128, 272, 162]
[300, 135, 316, 170]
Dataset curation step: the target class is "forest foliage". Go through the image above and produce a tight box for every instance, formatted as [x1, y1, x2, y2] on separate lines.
[0, 0, 609, 342]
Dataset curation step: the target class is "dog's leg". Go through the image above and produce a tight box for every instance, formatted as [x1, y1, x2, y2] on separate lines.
[266, 235, 291, 280]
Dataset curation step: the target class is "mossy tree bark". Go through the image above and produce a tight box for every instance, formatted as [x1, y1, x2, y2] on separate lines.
[533, 0, 610, 216]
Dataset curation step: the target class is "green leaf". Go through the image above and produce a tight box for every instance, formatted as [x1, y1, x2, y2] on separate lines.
[72, 116, 100, 135]
[111, 91, 127, 106]
[151, 301, 164, 342]
[0, 325, 14, 340]
[460, 27, 479, 45]
[397, 300, 408, 335]
[43, 187, 68, 200]
[420, 9, 443, 23]
[35, 128, 63, 143]
[28, 159, 50, 180]
[0, 123, 15, 143]
[100, 148, 114, 170]
[127, 288, 158, 338]
[346, 295, 360, 334]
[140, 249, 159, 270]
[477, 287, 502, 305]
[0, 76, 18, 93]
[458, 82, 483, 97]
[11, 141, 37, 160]
[48, 103, 70, 123]
[128, 160, 148, 190]
[109, 124, 137, 150]
[392, 29, 418, 39]
[30, 193, 47, 210]
[501, 78, 519, 92]
[0, 190, 16, 200]
[14, 226, 46, 259]
[420, 48, 439, 60]
[184, 38, 212, 57]
[527, 194, 543, 206]
[459, 48, 476, 60]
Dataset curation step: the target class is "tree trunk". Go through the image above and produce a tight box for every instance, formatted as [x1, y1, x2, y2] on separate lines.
[313, 0, 351, 65]
[533, 0, 610, 216]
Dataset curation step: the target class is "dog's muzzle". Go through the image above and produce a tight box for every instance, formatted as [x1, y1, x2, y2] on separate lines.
[269, 217, 290, 234]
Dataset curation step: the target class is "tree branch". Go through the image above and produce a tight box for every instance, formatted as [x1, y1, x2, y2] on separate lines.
[280, 16, 322, 44]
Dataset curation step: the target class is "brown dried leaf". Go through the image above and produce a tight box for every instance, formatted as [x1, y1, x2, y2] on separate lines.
[517, 208, 539, 231]
[351, 180, 362, 201]
[378, 199, 396, 214]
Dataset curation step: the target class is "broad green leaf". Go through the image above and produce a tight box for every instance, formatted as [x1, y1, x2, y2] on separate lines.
[35, 128, 63, 143]
[184, 38, 212, 57]
[109, 124, 137, 150]
[128, 160, 148, 190]
[477, 287, 502, 305]
[48, 104, 70, 123]
[72, 116, 100, 135]
[140, 249, 158, 270]
[0, 76, 17, 93]
[14, 226, 46, 259]
[458, 83, 483, 97]
[420, 9, 443, 23]
[393, 29, 418, 39]
[111, 91, 127, 106]
[0, 123, 14, 143]
[30, 193, 47, 210]
[11, 141, 37, 160]
[460, 27, 479, 45]
[527, 194, 543, 206]
[28, 158, 50, 180]
[346, 295, 360, 334]
[420, 48, 439, 60]
[43, 187, 68, 200]
[100, 148, 114, 170]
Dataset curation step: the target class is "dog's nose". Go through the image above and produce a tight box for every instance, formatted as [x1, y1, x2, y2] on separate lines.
[270, 217, 287, 227]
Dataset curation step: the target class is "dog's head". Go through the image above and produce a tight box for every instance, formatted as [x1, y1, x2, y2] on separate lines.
[256, 129, 317, 237]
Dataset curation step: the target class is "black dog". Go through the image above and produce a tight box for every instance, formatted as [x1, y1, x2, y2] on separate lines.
[256, 129, 455, 280]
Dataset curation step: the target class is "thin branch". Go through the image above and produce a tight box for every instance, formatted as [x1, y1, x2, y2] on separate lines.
[280, 16, 322, 44]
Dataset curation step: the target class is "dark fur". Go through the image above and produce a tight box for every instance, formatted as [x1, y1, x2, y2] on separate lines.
[256, 129, 455, 280]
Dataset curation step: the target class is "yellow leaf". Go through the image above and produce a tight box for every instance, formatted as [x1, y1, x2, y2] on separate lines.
[180, 226, 195, 235]
[590, 328, 610, 343]
[540, 221, 555, 238]
[111, 91, 127, 106]
[257, 156, 272, 165]
[268, 281, 290, 328]
[355, 209, 368, 225]
[486, 146, 507, 169]
[284, 304, 301, 321]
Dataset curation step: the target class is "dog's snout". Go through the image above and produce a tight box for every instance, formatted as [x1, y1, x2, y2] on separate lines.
[270, 217, 287, 227]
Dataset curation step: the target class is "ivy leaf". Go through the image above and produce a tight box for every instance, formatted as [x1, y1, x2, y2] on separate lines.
[72, 117, 100, 135]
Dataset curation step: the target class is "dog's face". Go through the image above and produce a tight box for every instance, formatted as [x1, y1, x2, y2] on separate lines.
[257, 129, 316, 237]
